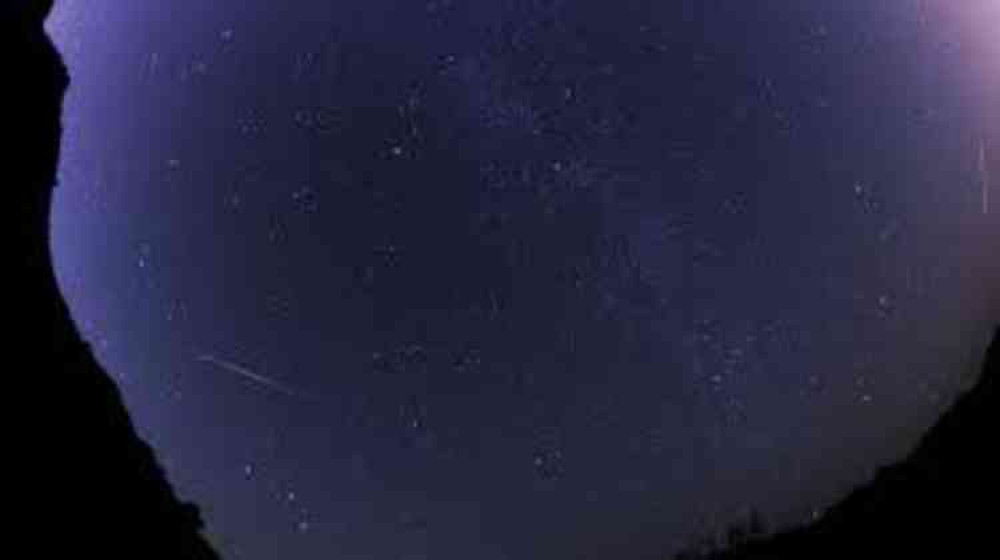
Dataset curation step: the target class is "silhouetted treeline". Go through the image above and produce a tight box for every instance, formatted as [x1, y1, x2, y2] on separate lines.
[9, 3, 997, 559]
[675, 325, 998, 559]
[8, 3, 220, 558]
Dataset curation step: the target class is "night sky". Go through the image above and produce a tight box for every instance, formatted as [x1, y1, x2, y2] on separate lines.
[46, 2, 998, 559]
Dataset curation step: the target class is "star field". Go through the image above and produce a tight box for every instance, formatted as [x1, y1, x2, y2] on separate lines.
[47, 2, 998, 559]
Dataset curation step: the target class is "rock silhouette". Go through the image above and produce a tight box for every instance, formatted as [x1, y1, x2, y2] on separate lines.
[8, 3, 219, 558]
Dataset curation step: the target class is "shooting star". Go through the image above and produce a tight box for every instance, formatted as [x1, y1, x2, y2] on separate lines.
[979, 139, 990, 215]
[196, 354, 307, 399]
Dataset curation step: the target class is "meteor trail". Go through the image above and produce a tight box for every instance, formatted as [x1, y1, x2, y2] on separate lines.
[980, 139, 990, 215]
[196, 354, 305, 398]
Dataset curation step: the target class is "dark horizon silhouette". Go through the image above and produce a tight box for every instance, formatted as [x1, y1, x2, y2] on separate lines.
[674, 323, 997, 558]
[9, 2, 218, 557]
[10, 2, 997, 559]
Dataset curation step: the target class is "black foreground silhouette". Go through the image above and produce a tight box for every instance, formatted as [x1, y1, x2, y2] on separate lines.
[8, 4, 995, 559]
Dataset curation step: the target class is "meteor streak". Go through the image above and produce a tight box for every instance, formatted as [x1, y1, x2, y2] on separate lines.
[196, 354, 305, 398]
[980, 139, 990, 215]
